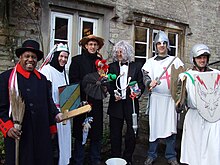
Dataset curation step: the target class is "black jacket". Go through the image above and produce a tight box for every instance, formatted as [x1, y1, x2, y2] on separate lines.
[107, 61, 145, 119]
[69, 51, 103, 141]
[0, 67, 58, 165]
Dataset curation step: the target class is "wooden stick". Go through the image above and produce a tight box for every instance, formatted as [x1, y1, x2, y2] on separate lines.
[209, 60, 220, 66]
[61, 104, 92, 121]
[14, 124, 22, 165]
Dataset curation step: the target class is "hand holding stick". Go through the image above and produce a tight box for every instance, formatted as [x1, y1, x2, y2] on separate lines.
[149, 56, 177, 91]
[149, 80, 159, 91]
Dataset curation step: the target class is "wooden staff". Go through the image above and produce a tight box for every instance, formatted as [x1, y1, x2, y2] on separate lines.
[10, 89, 25, 165]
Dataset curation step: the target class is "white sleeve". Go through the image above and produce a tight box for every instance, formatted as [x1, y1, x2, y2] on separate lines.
[39, 65, 52, 82]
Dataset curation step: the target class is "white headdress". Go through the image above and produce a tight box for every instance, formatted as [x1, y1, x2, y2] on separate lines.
[39, 43, 69, 70]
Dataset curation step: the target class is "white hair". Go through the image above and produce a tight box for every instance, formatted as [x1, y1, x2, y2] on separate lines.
[112, 40, 135, 62]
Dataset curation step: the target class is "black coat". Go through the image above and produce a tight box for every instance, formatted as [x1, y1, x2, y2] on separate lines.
[107, 61, 145, 119]
[0, 68, 58, 165]
[69, 51, 103, 141]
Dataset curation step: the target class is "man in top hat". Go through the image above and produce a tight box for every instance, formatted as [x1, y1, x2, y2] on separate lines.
[0, 39, 61, 165]
[69, 35, 104, 165]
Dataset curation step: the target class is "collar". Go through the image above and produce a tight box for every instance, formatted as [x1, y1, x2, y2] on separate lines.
[154, 55, 169, 61]
[17, 63, 41, 79]
[192, 66, 213, 72]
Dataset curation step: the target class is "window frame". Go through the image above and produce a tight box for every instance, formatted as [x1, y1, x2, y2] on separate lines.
[135, 26, 150, 59]
[135, 26, 182, 65]
[78, 16, 98, 54]
[50, 11, 73, 68]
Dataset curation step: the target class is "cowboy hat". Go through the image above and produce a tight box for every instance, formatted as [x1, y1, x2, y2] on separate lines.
[79, 35, 104, 50]
[15, 40, 44, 61]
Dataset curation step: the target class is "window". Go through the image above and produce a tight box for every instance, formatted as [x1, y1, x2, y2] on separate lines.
[135, 27, 179, 66]
[78, 17, 98, 54]
[50, 11, 103, 70]
[135, 26, 149, 66]
[50, 12, 73, 68]
[152, 30, 178, 57]
[50, 12, 72, 47]
[168, 32, 178, 57]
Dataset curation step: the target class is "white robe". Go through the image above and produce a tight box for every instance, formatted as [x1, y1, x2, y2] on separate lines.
[180, 69, 220, 165]
[142, 56, 184, 142]
[40, 65, 72, 165]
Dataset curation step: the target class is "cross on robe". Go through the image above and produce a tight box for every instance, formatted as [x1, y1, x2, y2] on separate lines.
[160, 67, 171, 89]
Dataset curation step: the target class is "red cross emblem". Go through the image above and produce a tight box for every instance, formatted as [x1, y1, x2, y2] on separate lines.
[160, 67, 171, 89]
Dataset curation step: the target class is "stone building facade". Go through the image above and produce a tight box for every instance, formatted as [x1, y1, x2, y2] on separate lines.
[0, 0, 220, 161]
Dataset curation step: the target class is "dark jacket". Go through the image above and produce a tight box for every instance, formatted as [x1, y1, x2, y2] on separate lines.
[0, 65, 58, 165]
[107, 61, 145, 119]
[69, 51, 103, 141]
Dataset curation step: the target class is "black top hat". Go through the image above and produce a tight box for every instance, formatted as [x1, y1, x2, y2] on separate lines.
[15, 40, 44, 61]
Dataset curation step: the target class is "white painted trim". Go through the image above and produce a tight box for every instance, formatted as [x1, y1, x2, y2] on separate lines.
[78, 16, 98, 54]
[135, 26, 150, 60]
[50, 11, 73, 70]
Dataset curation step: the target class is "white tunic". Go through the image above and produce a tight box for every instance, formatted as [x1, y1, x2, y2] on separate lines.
[142, 56, 184, 142]
[40, 65, 71, 165]
[180, 69, 220, 165]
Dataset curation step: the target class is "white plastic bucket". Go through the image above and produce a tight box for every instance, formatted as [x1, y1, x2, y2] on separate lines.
[105, 158, 127, 165]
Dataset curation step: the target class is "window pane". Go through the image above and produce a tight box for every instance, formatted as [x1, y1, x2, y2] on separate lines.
[135, 27, 147, 42]
[54, 41, 67, 45]
[152, 31, 158, 52]
[135, 58, 146, 67]
[168, 33, 176, 46]
[153, 32, 158, 40]
[55, 17, 68, 40]
[168, 47, 176, 56]
[82, 21, 93, 37]
[135, 43, 147, 57]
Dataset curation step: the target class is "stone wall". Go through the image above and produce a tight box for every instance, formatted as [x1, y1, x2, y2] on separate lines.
[0, 0, 42, 73]
[84, 0, 220, 69]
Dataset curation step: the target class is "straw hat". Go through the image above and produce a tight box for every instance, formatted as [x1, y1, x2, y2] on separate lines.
[79, 35, 104, 50]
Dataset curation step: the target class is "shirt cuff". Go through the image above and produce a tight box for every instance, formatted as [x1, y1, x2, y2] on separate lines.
[50, 125, 57, 134]
[0, 119, 14, 137]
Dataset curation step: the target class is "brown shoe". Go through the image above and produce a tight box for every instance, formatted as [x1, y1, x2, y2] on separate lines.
[144, 157, 154, 165]
[168, 159, 180, 165]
